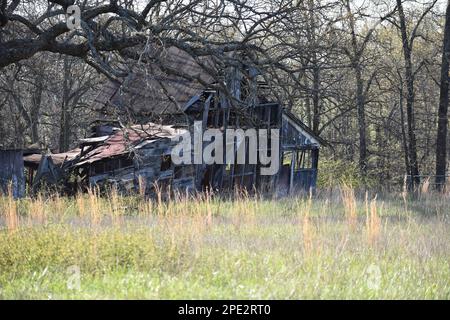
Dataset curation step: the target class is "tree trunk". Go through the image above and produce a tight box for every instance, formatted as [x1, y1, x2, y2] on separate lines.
[30, 78, 43, 144]
[355, 65, 367, 176]
[308, 0, 321, 135]
[59, 57, 71, 152]
[435, 0, 450, 190]
[304, 78, 312, 128]
[397, 0, 420, 189]
[312, 63, 321, 134]
[399, 80, 411, 181]
[345, 0, 368, 177]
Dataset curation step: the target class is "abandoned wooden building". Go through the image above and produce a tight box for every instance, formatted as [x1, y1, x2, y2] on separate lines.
[22, 46, 326, 196]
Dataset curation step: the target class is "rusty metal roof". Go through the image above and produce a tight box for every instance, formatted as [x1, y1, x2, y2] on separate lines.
[75, 123, 187, 166]
[23, 123, 187, 167]
[24, 149, 81, 166]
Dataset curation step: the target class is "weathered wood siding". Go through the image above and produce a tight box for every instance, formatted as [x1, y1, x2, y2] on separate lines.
[0, 150, 25, 198]
[87, 137, 196, 194]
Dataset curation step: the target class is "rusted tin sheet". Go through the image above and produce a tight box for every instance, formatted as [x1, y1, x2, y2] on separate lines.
[23, 148, 81, 166]
[75, 123, 187, 166]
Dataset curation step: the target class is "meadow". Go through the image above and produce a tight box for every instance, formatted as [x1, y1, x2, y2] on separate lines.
[0, 186, 449, 299]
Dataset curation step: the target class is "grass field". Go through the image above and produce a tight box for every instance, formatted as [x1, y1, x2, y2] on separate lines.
[0, 187, 449, 299]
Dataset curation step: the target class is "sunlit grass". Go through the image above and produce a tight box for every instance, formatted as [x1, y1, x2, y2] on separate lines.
[0, 187, 449, 299]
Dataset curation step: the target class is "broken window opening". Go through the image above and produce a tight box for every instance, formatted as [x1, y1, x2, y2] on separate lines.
[91, 157, 134, 176]
[295, 150, 312, 171]
[160, 155, 172, 171]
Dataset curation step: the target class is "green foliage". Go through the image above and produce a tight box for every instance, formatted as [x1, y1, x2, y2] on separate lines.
[317, 159, 376, 188]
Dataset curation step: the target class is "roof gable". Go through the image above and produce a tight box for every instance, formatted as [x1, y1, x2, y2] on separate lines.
[281, 110, 327, 148]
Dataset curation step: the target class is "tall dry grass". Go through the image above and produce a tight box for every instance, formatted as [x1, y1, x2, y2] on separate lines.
[340, 184, 358, 231]
[365, 193, 381, 245]
[28, 193, 46, 225]
[87, 187, 102, 227]
[109, 186, 123, 226]
[296, 192, 316, 256]
[4, 186, 18, 233]
[231, 188, 257, 230]
[76, 192, 86, 217]
[0, 183, 435, 245]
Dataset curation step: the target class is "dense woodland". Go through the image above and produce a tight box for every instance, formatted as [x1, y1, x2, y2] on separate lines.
[1, 0, 450, 190]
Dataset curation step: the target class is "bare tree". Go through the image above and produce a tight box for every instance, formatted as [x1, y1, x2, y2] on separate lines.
[435, 0, 450, 189]
[393, 0, 437, 189]
[340, 0, 394, 177]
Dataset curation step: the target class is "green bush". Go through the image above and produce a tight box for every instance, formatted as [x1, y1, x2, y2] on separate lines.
[317, 159, 376, 188]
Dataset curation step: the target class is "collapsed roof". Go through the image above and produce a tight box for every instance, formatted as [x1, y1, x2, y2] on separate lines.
[24, 123, 188, 168]
[93, 46, 217, 116]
